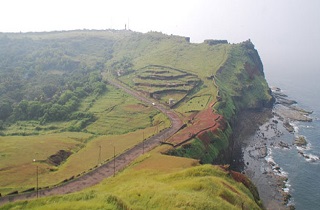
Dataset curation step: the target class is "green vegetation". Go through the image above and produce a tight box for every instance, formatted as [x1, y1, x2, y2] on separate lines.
[0, 132, 92, 194]
[81, 85, 162, 135]
[214, 40, 273, 121]
[108, 31, 230, 115]
[164, 40, 273, 165]
[119, 65, 201, 105]
[0, 30, 229, 131]
[0, 122, 167, 195]
[0, 31, 176, 193]
[0, 34, 110, 127]
[0, 30, 272, 209]
[168, 127, 232, 164]
[1, 150, 262, 210]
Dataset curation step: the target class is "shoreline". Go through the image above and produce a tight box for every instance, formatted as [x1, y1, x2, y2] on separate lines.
[230, 108, 291, 209]
[231, 87, 314, 210]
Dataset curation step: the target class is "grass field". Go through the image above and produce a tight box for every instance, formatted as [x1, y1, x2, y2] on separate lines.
[116, 40, 229, 116]
[1, 146, 261, 210]
[83, 85, 163, 135]
[0, 83, 170, 195]
[118, 65, 200, 106]
[176, 94, 213, 114]
[0, 132, 92, 194]
[0, 123, 169, 195]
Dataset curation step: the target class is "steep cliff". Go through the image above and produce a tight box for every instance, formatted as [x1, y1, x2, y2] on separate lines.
[167, 40, 274, 165]
[214, 40, 274, 121]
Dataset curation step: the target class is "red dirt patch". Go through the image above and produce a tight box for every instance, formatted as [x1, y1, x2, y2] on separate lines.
[219, 193, 236, 205]
[222, 181, 240, 195]
[229, 170, 252, 189]
[165, 105, 224, 146]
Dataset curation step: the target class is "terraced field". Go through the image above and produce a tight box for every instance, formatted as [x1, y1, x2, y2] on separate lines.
[119, 65, 201, 107]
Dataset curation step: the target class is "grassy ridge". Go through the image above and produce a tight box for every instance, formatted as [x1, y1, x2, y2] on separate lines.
[164, 40, 273, 166]
[1, 147, 261, 210]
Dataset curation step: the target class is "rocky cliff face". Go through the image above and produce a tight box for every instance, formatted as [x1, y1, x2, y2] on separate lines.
[212, 40, 274, 164]
[215, 40, 274, 120]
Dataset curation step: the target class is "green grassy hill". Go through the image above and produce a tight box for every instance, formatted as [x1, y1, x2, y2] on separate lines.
[0, 30, 273, 209]
[2, 148, 262, 210]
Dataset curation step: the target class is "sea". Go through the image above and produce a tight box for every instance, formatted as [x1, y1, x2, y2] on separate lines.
[265, 65, 320, 209]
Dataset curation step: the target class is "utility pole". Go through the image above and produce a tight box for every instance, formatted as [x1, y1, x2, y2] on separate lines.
[33, 159, 39, 198]
[36, 165, 39, 198]
[98, 145, 101, 165]
[143, 132, 145, 154]
[113, 146, 116, 177]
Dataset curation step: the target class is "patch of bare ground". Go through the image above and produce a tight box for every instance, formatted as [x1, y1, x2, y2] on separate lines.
[165, 105, 224, 147]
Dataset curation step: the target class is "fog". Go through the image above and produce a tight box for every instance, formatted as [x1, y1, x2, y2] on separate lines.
[1, 0, 320, 84]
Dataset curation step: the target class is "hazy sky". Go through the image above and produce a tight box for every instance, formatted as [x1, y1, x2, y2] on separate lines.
[1, 0, 320, 82]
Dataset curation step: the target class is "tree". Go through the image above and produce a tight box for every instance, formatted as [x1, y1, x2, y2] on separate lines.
[12, 100, 29, 120]
[42, 85, 58, 98]
[45, 104, 68, 121]
[58, 90, 75, 105]
[27, 101, 43, 120]
[0, 120, 4, 130]
[93, 82, 107, 95]
[0, 100, 12, 120]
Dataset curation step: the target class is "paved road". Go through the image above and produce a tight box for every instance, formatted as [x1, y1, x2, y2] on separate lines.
[0, 79, 184, 206]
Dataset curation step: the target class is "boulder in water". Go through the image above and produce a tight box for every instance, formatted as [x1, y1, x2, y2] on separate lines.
[294, 136, 307, 147]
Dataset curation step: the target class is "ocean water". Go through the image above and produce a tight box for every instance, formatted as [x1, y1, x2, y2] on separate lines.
[265, 68, 320, 209]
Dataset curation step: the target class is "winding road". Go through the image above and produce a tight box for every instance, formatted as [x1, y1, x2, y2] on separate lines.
[0, 79, 184, 206]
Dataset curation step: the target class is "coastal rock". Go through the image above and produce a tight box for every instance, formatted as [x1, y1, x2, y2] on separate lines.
[279, 141, 290, 149]
[272, 88, 312, 123]
[259, 146, 268, 158]
[274, 104, 312, 122]
[297, 150, 320, 162]
[275, 96, 297, 106]
[294, 136, 307, 147]
[283, 120, 294, 133]
[248, 145, 268, 159]
[291, 106, 313, 115]
[271, 86, 281, 92]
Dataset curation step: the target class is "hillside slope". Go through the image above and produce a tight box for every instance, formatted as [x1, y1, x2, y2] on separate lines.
[162, 40, 273, 164]
[2, 148, 262, 210]
[0, 30, 272, 209]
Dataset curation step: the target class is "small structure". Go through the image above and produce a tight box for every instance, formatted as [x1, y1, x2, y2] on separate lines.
[117, 70, 123, 76]
[169, 98, 175, 106]
[204, 39, 228, 45]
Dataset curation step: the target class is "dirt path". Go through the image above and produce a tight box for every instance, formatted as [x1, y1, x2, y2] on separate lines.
[0, 79, 184, 206]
